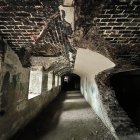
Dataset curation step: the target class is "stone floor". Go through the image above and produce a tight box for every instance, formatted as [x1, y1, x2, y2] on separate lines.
[11, 91, 115, 140]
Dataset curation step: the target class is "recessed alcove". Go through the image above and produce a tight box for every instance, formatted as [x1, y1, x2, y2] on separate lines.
[110, 69, 140, 130]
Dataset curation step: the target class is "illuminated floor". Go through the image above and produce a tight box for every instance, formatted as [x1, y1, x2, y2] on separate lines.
[11, 91, 114, 140]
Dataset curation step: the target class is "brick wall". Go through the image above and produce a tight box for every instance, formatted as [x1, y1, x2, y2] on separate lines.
[95, 1, 140, 47]
[74, 0, 140, 66]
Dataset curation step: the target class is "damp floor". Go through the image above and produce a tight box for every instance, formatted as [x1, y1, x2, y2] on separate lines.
[11, 91, 115, 140]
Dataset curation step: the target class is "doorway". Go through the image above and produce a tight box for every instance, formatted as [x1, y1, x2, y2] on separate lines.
[61, 73, 80, 91]
[110, 69, 140, 130]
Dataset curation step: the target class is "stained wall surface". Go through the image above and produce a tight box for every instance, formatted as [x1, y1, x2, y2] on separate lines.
[73, 48, 117, 137]
[0, 43, 60, 140]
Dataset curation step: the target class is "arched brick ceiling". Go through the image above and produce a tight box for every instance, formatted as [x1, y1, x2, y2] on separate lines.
[0, 0, 73, 56]
[1, 0, 140, 71]
[0, 0, 76, 74]
[74, 0, 140, 66]
[0, 1, 57, 50]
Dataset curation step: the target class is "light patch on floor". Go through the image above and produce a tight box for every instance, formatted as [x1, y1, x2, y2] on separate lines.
[63, 98, 85, 103]
[59, 108, 96, 122]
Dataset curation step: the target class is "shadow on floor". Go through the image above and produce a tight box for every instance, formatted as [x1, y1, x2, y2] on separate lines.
[10, 92, 66, 140]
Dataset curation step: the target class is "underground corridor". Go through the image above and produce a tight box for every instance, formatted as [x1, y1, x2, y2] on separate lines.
[0, 0, 140, 140]
[10, 73, 114, 140]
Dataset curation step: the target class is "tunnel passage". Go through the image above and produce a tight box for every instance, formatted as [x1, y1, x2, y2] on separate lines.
[110, 69, 140, 130]
[61, 73, 80, 91]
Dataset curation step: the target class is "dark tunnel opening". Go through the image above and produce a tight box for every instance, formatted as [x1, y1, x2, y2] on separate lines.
[110, 69, 140, 130]
[61, 73, 80, 91]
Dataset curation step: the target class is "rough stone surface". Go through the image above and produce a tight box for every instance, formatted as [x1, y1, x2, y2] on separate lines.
[95, 66, 140, 139]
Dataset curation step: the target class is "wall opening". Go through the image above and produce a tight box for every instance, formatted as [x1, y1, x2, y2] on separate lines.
[48, 72, 53, 91]
[110, 69, 140, 130]
[28, 69, 43, 99]
[55, 75, 58, 87]
[61, 73, 80, 91]
[58, 76, 61, 86]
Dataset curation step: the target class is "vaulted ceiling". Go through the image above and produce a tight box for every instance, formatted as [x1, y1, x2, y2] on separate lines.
[0, 0, 140, 74]
[0, 0, 76, 75]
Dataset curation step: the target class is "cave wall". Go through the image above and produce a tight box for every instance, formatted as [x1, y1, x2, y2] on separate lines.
[0, 43, 60, 140]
